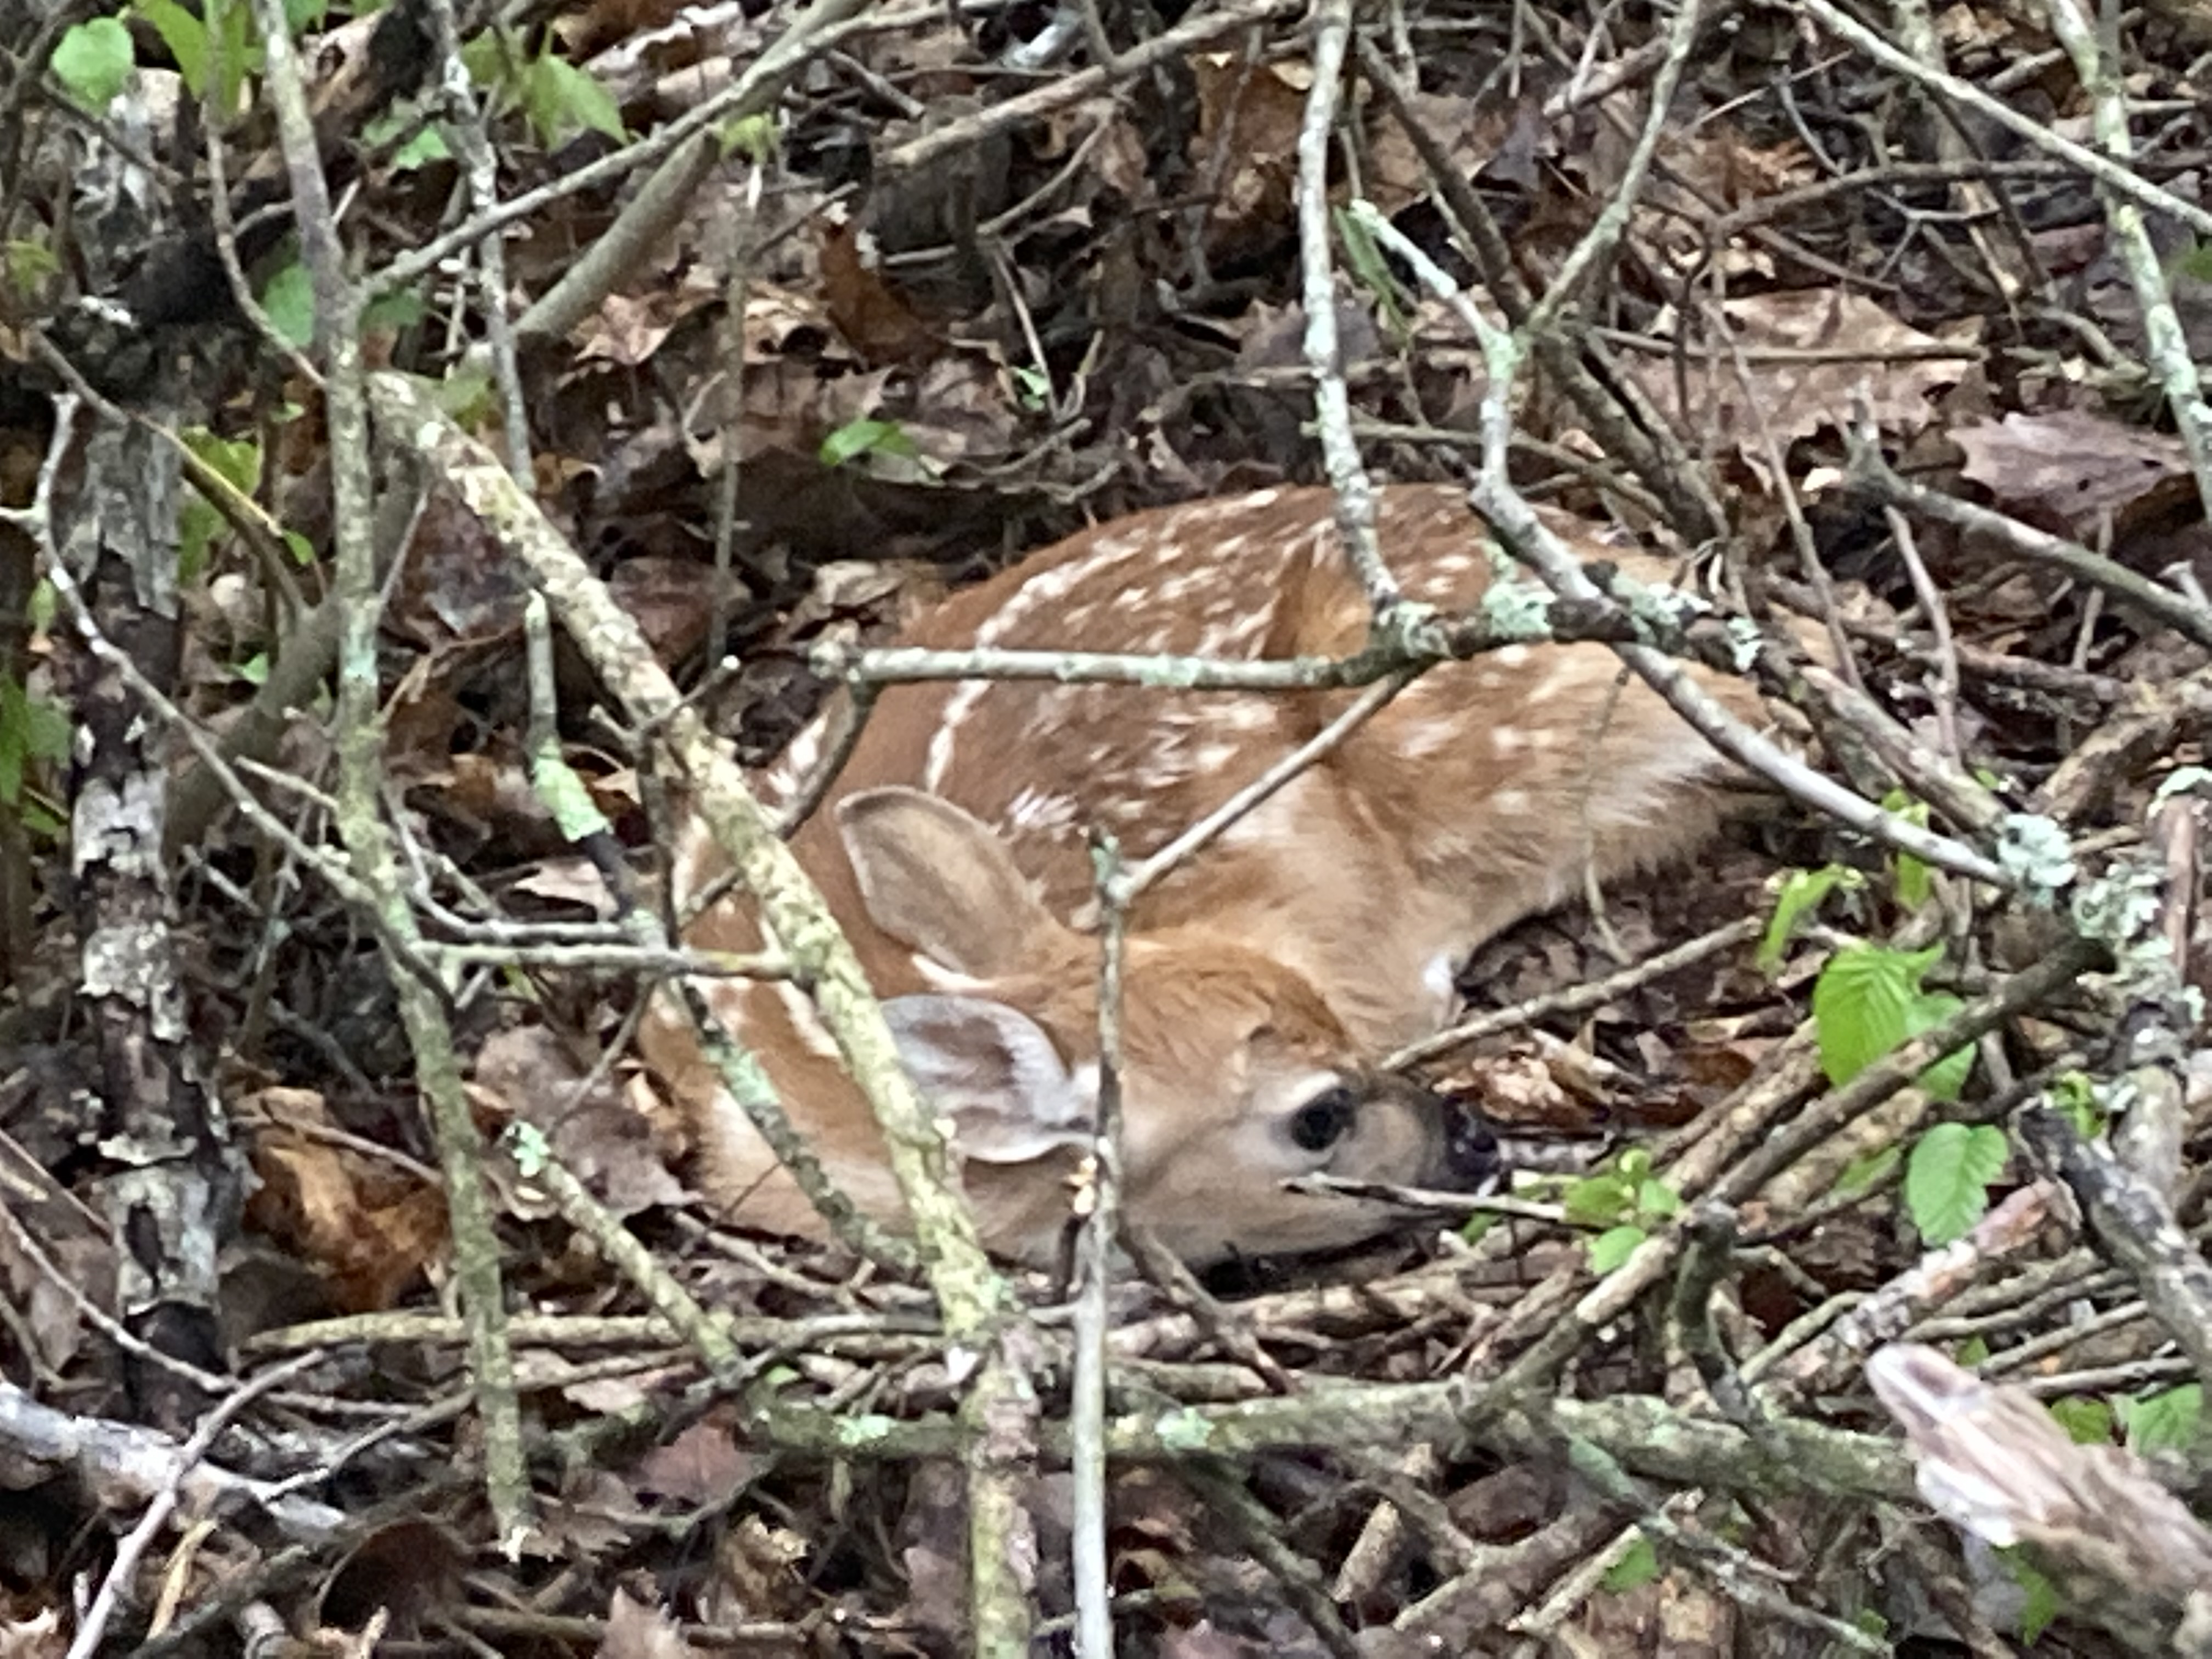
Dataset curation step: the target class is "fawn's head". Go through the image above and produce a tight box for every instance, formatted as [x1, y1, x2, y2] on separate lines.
[834, 787, 1500, 1263]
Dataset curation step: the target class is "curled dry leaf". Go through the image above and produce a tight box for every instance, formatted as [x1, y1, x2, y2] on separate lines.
[239, 1087, 447, 1315]
[596, 1588, 703, 1659]
[1869, 1341, 2212, 1651]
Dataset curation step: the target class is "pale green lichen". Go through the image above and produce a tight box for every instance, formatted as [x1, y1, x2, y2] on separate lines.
[1155, 1407, 1216, 1451]
[834, 1413, 900, 1448]
[1995, 814, 2076, 905]
[1725, 615, 1765, 673]
[1476, 571, 1554, 641]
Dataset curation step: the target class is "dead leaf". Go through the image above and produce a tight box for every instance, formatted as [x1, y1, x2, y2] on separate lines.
[240, 1088, 447, 1313]
[1190, 50, 1307, 258]
[633, 1420, 761, 1508]
[596, 1590, 701, 1659]
[474, 1026, 690, 1218]
[820, 218, 937, 367]
[1630, 288, 1977, 477]
[1954, 409, 2194, 541]
[512, 857, 616, 916]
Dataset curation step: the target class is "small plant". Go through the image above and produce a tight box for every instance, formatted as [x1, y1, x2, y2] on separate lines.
[1562, 1147, 1683, 1273]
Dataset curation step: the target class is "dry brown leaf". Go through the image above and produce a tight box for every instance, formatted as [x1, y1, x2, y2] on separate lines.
[632, 1420, 761, 1509]
[1632, 287, 1976, 472]
[608, 554, 728, 667]
[318, 1518, 469, 1637]
[0, 1131, 116, 1374]
[820, 218, 937, 367]
[240, 1087, 447, 1313]
[511, 857, 616, 915]
[475, 1026, 690, 1218]
[388, 490, 530, 646]
[596, 1589, 701, 1659]
[707, 1516, 809, 1621]
[0, 1608, 65, 1659]
[1367, 89, 1517, 213]
[1190, 50, 1307, 257]
[537, 1469, 640, 1558]
[577, 288, 692, 370]
[1954, 408, 2194, 540]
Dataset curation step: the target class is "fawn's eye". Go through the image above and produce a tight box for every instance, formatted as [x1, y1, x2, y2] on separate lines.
[1288, 1085, 1359, 1153]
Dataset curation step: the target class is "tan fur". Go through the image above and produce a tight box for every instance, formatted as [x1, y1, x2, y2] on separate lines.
[641, 484, 1778, 1265]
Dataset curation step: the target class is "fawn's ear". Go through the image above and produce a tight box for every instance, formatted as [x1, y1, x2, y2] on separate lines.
[881, 994, 1096, 1164]
[838, 787, 1075, 979]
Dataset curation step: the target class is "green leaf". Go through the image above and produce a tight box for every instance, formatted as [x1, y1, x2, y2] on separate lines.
[363, 283, 430, 334]
[1880, 789, 1934, 909]
[2048, 1071, 2105, 1138]
[186, 428, 263, 494]
[0, 677, 69, 808]
[178, 429, 264, 584]
[1758, 864, 1852, 973]
[435, 367, 497, 425]
[459, 29, 508, 92]
[2045, 1396, 2113, 1446]
[1008, 364, 1050, 413]
[5, 238, 61, 301]
[1600, 1534, 1658, 1593]
[2000, 1550, 2062, 1644]
[1587, 1224, 1646, 1274]
[531, 743, 613, 843]
[719, 111, 777, 163]
[1905, 991, 1973, 1102]
[200, 0, 258, 118]
[2121, 1383, 2200, 1455]
[1812, 942, 1973, 1095]
[503, 1120, 551, 1176]
[1333, 204, 1410, 337]
[2171, 239, 2212, 283]
[392, 123, 450, 171]
[522, 53, 625, 146]
[260, 261, 316, 347]
[1904, 1122, 2007, 1244]
[0, 700, 24, 808]
[819, 417, 919, 468]
[1562, 1169, 1634, 1229]
[1893, 847, 1931, 910]
[51, 16, 135, 110]
[1814, 942, 1932, 1085]
[134, 0, 207, 95]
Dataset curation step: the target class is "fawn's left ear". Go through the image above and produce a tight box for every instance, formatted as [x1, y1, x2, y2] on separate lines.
[838, 786, 1079, 979]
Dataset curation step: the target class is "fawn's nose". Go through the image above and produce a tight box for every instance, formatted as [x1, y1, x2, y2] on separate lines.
[1440, 1092, 1503, 1190]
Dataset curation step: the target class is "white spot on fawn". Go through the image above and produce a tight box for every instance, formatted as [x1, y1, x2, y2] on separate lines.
[1004, 786, 1080, 833]
[774, 982, 842, 1059]
[926, 531, 1160, 791]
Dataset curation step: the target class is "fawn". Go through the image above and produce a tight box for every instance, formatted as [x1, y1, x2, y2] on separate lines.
[643, 483, 1775, 1265]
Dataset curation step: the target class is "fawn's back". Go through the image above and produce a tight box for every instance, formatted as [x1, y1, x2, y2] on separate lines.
[648, 483, 1769, 1263]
